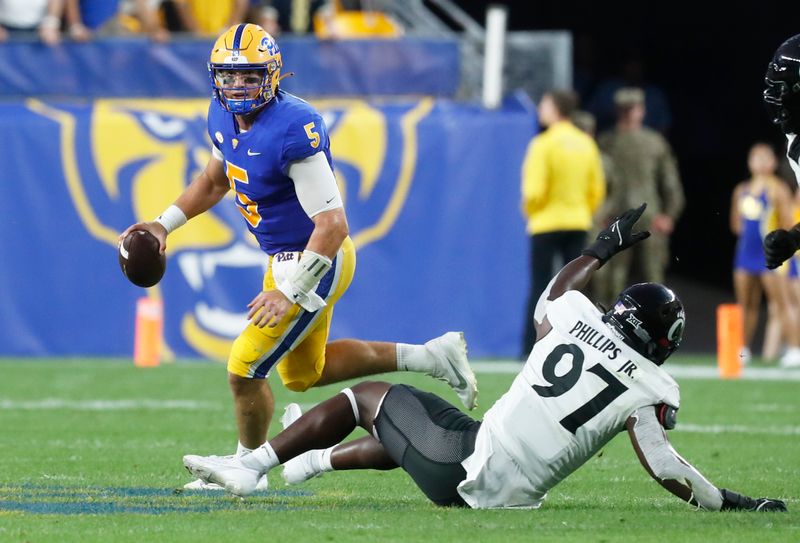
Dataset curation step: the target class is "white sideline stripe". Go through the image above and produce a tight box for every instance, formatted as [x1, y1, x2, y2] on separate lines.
[471, 361, 800, 381]
[679, 423, 800, 436]
[0, 399, 219, 410]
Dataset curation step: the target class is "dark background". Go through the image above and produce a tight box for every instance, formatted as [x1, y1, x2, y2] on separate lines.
[454, 0, 798, 293]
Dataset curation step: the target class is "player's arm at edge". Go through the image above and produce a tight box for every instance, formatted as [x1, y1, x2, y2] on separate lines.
[118, 155, 230, 254]
[533, 204, 651, 340]
[268, 151, 347, 311]
[626, 406, 787, 512]
[762, 179, 800, 268]
[289, 151, 348, 260]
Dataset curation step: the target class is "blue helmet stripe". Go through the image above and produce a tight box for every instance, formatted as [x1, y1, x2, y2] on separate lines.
[232, 24, 246, 50]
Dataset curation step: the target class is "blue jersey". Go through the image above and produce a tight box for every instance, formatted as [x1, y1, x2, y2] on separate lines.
[207, 90, 332, 254]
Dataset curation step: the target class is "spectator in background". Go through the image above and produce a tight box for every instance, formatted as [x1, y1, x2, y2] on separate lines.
[172, 0, 248, 36]
[594, 88, 684, 308]
[572, 110, 624, 308]
[730, 143, 800, 366]
[0, 0, 65, 45]
[257, 0, 326, 36]
[587, 53, 672, 135]
[572, 109, 617, 199]
[519, 90, 606, 357]
[64, 0, 170, 42]
[249, 1, 281, 36]
[313, 0, 402, 39]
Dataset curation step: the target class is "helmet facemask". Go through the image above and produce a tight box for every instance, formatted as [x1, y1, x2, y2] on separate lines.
[210, 62, 279, 114]
[763, 35, 800, 134]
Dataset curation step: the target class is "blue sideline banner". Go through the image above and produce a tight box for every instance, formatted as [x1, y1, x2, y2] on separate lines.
[0, 97, 536, 359]
[0, 37, 460, 98]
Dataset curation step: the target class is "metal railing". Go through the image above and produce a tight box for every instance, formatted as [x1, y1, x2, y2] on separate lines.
[376, 0, 572, 102]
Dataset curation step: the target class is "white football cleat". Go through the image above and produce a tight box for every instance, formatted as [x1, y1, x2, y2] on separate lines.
[780, 347, 800, 368]
[183, 455, 268, 491]
[280, 403, 303, 429]
[280, 403, 325, 485]
[183, 454, 264, 497]
[425, 331, 478, 410]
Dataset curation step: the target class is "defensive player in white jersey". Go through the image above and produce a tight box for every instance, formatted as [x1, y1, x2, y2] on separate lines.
[762, 34, 800, 269]
[184, 204, 786, 512]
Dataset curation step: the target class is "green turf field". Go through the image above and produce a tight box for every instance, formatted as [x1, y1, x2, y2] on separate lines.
[0, 356, 797, 542]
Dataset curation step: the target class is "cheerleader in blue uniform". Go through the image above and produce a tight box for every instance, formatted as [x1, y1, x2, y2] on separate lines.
[730, 143, 798, 364]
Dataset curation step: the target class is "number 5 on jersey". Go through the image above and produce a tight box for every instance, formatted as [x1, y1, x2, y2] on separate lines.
[226, 161, 262, 227]
[304, 122, 320, 149]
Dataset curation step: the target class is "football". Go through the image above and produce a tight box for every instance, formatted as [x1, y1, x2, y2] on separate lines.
[118, 230, 166, 288]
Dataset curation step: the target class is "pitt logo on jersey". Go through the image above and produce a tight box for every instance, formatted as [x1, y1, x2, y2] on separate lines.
[28, 97, 432, 360]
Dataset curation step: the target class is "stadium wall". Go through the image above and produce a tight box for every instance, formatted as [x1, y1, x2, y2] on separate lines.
[0, 94, 538, 359]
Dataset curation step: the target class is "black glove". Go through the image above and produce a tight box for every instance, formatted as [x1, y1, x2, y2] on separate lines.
[582, 203, 651, 267]
[763, 227, 800, 269]
[720, 488, 787, 512]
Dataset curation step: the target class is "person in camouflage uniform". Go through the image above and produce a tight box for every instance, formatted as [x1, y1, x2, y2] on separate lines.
[593, 87, 685, 307]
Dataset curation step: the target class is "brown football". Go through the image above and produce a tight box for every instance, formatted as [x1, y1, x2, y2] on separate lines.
[118, 230, 166, 288]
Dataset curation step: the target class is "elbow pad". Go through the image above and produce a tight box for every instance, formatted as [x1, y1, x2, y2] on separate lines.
[656, 403, 677, 430]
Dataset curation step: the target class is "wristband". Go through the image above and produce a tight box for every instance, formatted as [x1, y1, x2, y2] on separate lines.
[155, 205, 187, 234]
[276, 250, 332, 312]
[581, 240, 615, 267]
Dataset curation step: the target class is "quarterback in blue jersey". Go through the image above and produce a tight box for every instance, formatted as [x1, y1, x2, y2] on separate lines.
[119, 24, 478, 490]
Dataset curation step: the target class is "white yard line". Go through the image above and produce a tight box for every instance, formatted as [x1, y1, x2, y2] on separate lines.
[0, 399, 219, 410]
[2, 364, 798, 412]
[471, 361, 800, 381]
[678, 423, 800, 436]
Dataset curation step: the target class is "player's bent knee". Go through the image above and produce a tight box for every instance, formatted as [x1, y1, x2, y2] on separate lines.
[350, 381, 393, 419]
[283, 379, 315, 392]
[227, 334, 263, 377]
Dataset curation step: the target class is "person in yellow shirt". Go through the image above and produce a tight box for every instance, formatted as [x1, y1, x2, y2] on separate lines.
[520, 89, 606, 356]
[173, 0, 249, 36]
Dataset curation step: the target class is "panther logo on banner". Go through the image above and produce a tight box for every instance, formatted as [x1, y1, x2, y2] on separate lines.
[29, 97, 432, 360]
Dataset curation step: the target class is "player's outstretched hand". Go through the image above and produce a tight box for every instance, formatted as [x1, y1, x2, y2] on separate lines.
[720, 489, 787, 512]
[582, 203, 651, 266]
[119, 222, 169, 255]
[763, 227, 800, 269]
[247, 289, 293, 328]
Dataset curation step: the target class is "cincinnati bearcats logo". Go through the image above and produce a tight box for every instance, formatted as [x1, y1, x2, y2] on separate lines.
[667, 318, 685, 341]
[29, 97, 432, 360]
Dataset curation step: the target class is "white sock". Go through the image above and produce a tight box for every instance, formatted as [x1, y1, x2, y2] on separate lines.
[396, 343, 430, 373]
[236, 441, 254, 457]
[241, 441, 280, 473]
[316, 447, 334, 473]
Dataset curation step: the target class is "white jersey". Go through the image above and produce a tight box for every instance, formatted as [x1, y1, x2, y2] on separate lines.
[458, 290, 680, 509]
[787, 134, 800, 183]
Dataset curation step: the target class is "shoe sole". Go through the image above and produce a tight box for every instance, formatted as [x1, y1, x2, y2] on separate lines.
[183, 479, 224, 491]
